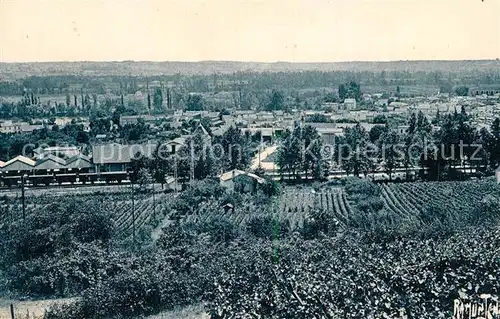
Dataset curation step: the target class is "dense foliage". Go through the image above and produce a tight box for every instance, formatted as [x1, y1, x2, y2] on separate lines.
[0, 177, 498, 319]
[207, 227, 500, 318]
[0, 200, 115, 296]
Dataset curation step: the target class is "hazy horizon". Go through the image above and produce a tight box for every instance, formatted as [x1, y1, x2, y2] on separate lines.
[1, 0, 499, 63]
[1, 58, 499, 64]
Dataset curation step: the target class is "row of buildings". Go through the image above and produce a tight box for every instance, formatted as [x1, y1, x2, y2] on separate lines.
[0, 117, 90, 134]
[0, 143, 170, 188]
[0, 133, 267, 192]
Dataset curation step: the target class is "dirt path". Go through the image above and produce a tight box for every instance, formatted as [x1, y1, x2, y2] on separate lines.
[0, 298, 76, 319]
[145, 304, 209, 319]
[251, 145, 277, 171]
[151, 217, 174, 243]
[0, 299, 207, 319]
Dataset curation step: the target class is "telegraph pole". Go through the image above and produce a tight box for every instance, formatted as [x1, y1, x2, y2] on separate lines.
[174, 154, 179, 195]
[146, 77, 151, 115]
[258, 143, 261, 168]
[190, 139, 195, 182]
[152, 180, 156, 221]
[21, 174, 26, 220]
[131, 178, 135, 243]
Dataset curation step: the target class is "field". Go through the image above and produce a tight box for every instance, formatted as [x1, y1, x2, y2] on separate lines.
[2, 179, 498, 239]
[278, 187, 352, 230]
[0, 190, 175, 239]
[0, 298, 76, 319]
[380, 180, 500, 219]
[1, 179, 499, 318]
[170, 179, 500, 237]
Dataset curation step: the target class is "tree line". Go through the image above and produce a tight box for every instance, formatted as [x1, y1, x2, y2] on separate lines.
[275, 110, 500, 182]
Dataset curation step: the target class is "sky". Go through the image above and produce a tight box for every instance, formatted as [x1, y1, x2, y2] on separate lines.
[0, 0, 499, 63]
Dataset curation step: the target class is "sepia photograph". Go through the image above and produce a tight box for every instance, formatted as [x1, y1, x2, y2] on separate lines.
[0, 0, 499, 318]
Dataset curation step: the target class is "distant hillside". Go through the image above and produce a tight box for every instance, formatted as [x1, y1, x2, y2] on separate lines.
[0, 60, 498, 80]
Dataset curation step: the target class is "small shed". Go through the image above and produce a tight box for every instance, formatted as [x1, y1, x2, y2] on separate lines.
[222, 203, 234, 213]
[165, 137, 186, 154]
[165, 175, 182, 192]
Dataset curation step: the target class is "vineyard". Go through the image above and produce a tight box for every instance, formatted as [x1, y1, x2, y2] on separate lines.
[175, 179, 500, 237]
[1, 178, 499, 319]
[173, 193, 282, 236]
[278, 187, 353, 230]
[380, 180, 500, 220]
[2, 179, 498, 240]
[0, 191, 174, 239]
[173, 186, 354, 235]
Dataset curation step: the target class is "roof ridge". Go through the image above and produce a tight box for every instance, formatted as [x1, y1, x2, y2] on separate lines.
[4, 155, 36, 167]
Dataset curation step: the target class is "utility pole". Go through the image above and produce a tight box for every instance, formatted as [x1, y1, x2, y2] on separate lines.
[146, 77, 151, 114]
[21, 174, 26, 220]
[174, 154, 179, 195]
[131, 179, 135, 243]
[152, 180, 156, 221]
[258, 145, 261, 168]
[190, 139, 195, 182]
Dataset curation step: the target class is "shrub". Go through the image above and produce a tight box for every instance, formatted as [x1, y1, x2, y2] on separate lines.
[246, 215, 290, 239]
[0, 199, 116, 297]
[344, 177, 380, 198]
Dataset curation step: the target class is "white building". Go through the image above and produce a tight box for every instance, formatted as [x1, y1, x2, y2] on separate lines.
[164, 137, 186, 154]
[219, 169, 266, 193]
[344, 98, 357, 110]
[0, 121, 24, 133]
[394, 125, 410, 135]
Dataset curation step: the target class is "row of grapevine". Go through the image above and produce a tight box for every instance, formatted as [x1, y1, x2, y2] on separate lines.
[380, 179, 500, 221]
[115, 192, 174, 238]
[315, 190, 351, 227]
[277, 188, 353, 230]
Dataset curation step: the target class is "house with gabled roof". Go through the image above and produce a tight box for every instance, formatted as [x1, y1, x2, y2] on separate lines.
[30, 154, 67, 185]
[92, 143, 132, 173]
[0, 156, 36, 186]
[55, 154, 95, 185]
[165, 137, 186, 154]
[194, 123, 212, 145]
[219, 169, 266, 193]
[0, 155, 35, 173]
[35, 154, 66, 171]
[194, 122, 209, 135]
[92, 142, 157, 173]
[65, 154, 93, 171]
